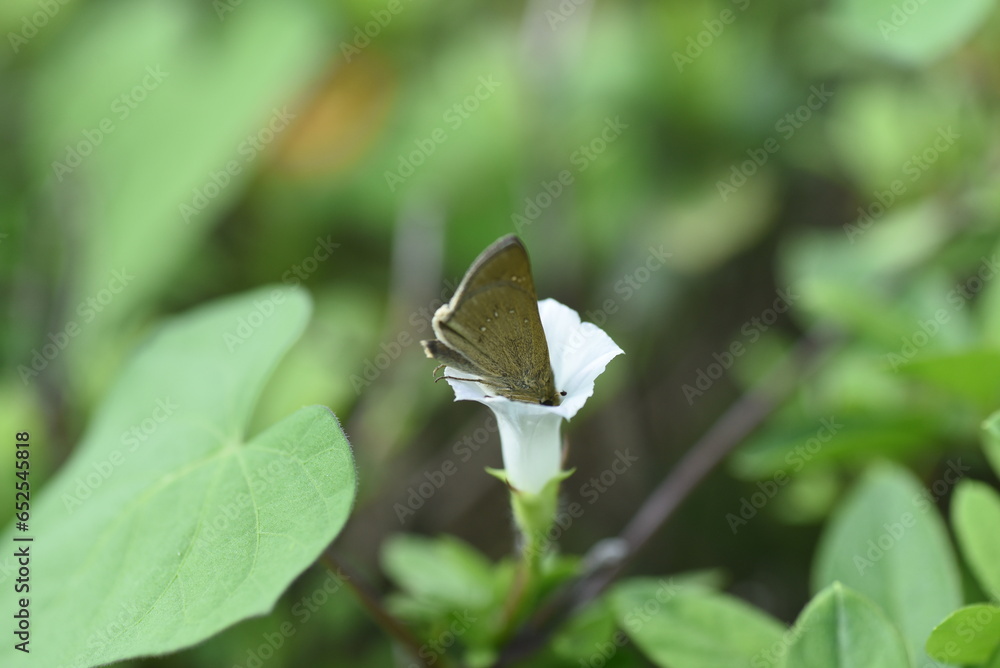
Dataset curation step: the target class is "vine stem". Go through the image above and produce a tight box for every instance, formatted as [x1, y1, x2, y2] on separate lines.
[489, 328, 837, 666]
[321, 548, 443, 668]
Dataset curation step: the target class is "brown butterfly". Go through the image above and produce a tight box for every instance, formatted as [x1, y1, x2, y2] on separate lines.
[421, 235, 564, 406]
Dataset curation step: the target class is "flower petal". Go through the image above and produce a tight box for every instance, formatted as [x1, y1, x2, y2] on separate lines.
[539, 299, 624, 419]
[493, 408, 563, 493]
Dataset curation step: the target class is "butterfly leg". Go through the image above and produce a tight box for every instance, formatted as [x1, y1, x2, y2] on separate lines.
[434, 374, 482, 384]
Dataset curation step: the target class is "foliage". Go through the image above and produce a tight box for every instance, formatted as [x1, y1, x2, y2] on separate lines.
[3, 0, 1000, 665]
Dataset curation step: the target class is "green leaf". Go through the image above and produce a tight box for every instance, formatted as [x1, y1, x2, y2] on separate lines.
[30, 0, 331, 377]
[381, 534, 497, 612]
[1, 286, 357, 667]
[731, 413, 938, 480]
[779, 228, 929, 344]
[898, 350, 1000, 410]
[953, 481, 1000, 600]
[785, 272, 913, 347]
[926, 605, 1000, 664]
[551, 597, 621, 664]
[381, 534, 508, 659]
[610, 578, 786, 668]
[813, 462, 961, 666]
[784, 583, 910, 667]
[984, 411, 1000, 481]
[660, 177, 774, 273]
[826, 0, 994, 64]
[981, 243, 1000, 344]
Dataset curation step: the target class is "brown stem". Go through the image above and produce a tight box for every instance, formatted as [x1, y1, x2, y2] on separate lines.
[321, 548, 442, 668]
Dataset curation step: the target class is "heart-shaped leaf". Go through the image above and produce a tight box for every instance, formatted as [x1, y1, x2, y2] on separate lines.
[1, 286, 356, 667]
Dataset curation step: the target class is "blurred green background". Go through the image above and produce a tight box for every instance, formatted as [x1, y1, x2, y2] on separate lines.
[2, 0, 1000, 665]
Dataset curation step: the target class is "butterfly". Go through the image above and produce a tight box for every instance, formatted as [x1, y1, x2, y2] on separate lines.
[421, 235, 564, 406]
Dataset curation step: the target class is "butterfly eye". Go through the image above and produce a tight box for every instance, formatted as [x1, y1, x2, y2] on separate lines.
[560, 391, 567, 396]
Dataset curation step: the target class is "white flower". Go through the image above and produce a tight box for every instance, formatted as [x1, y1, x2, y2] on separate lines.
[443, 299, 624, 494]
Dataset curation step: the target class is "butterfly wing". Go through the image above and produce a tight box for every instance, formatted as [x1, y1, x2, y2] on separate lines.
[425, 236, 559, 404]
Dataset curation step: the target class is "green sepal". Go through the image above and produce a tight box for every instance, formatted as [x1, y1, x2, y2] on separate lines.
[485, 466, 511, 486]
[510, 469, 575, 560]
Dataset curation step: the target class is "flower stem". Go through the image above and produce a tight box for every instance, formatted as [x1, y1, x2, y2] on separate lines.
[498, 544, 538, 641]
[498, 477, 562, 639]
